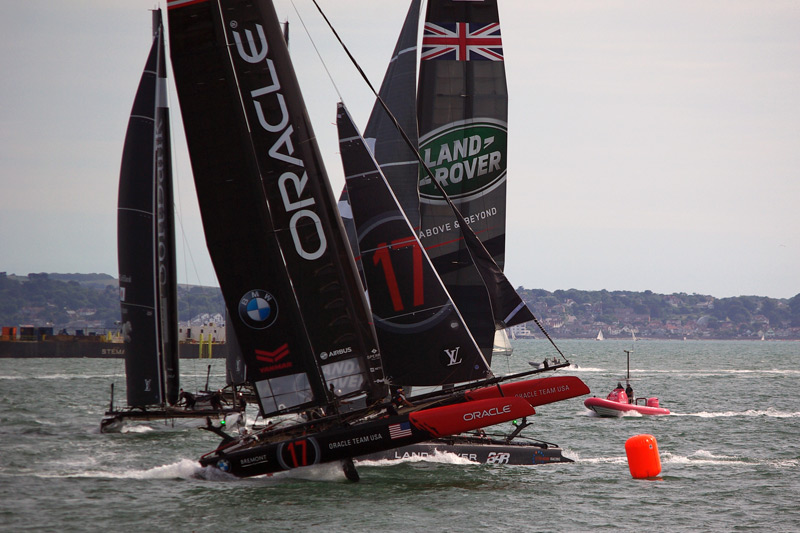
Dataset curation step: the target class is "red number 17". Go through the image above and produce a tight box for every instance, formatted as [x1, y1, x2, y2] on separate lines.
[372, 237, 424, 312]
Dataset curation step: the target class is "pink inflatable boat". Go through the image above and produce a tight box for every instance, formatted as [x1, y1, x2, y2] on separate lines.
[584, 349, 670, 417]
[584, 387, 670, 417]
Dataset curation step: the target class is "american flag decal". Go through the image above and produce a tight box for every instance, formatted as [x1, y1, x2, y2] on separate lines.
[388, 422, 413, 439]
[421, 22, 503, 61]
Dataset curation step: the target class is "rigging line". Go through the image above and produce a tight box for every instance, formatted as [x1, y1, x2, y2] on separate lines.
[313, 0, 569, 365]
[529, 314, 569, 363]
[310, 0, 379, 101]
[289, 0, 342, 101]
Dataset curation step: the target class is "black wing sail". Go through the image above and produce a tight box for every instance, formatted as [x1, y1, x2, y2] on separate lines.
[167, 0, 386, 417]
[416, 0, 533, 355]
[417, 0, 508, 264]
[338, 0, 422, 272]
[117, 9, 179, 408]
[361, 0, 422, 227]
[337, 103, 490, 386]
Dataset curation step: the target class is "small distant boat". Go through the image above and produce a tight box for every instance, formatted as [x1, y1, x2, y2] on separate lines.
[584, 349, 670, 417]
[596, 330, 605, 341]
[493, 329, 514, 357]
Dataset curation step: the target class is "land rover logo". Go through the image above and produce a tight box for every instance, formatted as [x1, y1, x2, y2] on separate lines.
[419, 119, 507, 201]
[239, 289, 278, 330]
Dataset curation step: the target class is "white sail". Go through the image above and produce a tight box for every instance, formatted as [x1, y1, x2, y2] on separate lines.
[493, 329, 513, 357]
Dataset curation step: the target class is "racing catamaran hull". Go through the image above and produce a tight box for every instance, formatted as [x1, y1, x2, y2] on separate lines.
[199, 396, 535, 477]
[359, 435, 573, 465]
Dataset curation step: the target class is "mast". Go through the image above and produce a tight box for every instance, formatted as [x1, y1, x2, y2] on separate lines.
[118, 8, 179, 407]
[625, 349, 632, 384]
[153, 10, 180, 406]
[167, 0, 386, 417]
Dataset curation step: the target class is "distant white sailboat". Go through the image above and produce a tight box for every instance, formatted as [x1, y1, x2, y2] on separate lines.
[493, 329, 514, 357]
[596, 329, 605, 341]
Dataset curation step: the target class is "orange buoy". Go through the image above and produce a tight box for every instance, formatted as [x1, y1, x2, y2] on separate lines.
[625, 434, 661, 479]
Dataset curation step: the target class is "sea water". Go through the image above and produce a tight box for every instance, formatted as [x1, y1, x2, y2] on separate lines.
[1, 340, 798, 532]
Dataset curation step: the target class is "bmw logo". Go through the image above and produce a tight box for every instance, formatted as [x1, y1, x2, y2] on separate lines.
[238, 289, 279, 330]
[217, 459, 231, 472]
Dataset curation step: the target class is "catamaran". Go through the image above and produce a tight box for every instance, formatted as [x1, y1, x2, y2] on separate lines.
[102, 9, 243, 433]
[334, 0, 588, 464]
[163, 0, 573, 480]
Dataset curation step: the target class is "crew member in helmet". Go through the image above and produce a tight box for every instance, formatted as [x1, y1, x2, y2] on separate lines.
[387, 387, 413, 416]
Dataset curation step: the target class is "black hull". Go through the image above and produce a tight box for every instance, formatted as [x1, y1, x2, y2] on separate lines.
[357, 435, 573, 465]
[100, 406, 243, 433]
[196, 389, 541, 478]
[199, 414, 435, 478]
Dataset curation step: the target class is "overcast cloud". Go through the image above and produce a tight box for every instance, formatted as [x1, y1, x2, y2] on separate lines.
[1, 1, 797, 298]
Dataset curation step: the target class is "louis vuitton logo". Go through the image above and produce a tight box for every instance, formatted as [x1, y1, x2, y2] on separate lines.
[444, 347, 462, 366]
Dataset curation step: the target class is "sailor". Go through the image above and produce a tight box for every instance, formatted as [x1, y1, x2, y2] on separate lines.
[615, 382, 624, 390]
[210, 390, 223, 410]
[178, 388, 196, 410]
[625, 383, 634, 403]
[328, 383, 341, 411]
[396, 387, 413, 406]
[384, 387, 412, 416]
[305, 408, 324, 421]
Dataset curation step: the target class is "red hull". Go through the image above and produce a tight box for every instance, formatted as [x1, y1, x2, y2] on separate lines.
[466, 376, 590, 407]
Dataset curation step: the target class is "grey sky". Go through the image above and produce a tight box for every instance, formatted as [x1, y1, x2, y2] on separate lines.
[1, 1, 798, 298]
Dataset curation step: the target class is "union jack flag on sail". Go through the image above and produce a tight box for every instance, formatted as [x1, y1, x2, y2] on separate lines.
[421, 22, 503, 61]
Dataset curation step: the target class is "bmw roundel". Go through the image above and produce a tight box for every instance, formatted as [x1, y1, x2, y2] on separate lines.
[238, 289, 278, 330]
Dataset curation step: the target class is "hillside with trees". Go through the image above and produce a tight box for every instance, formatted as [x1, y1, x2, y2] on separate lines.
[1, 272, 798, 339]
[517, 288, 800, 340]
[0, 272, 225, 331]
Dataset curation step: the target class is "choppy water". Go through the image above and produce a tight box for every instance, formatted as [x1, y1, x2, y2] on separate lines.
[1, 340, 799, 532]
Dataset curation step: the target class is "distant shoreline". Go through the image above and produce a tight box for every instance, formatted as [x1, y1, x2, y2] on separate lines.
[3, 336, 796, 359]
[0, 340, 227, 359]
